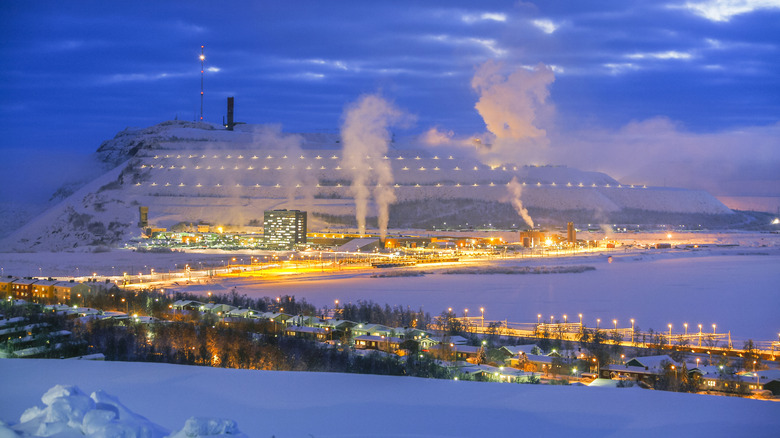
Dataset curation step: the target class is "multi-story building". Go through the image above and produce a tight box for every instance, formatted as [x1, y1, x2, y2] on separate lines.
[263, 209, 307, 250]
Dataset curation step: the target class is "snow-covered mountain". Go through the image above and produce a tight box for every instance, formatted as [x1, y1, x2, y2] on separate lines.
[1, 121, 735, 251]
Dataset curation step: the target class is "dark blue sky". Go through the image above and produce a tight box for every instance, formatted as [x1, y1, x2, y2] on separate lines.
[1, 0, 779, 207]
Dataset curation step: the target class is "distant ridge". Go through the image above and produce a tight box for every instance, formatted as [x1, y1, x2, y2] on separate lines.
[1, 121, 737, 251]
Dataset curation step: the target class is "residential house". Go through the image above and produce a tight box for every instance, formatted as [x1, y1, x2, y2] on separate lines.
[354, 334, 401, 353]
[285, 326, 329, 341]
[0, 276, 20, 297]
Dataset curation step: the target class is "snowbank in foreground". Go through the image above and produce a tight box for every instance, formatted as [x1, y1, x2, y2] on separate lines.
[1, 359, 778, 437]
[2, 382, 247, 437]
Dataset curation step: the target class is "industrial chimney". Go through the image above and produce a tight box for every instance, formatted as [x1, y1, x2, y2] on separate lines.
[225, 97, 235, 130]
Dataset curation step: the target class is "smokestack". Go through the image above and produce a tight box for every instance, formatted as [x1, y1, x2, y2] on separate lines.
[226, 97, 235, 131]
[567, 221, 576, 243]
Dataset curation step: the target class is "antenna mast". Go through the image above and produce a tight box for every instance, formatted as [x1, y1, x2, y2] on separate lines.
[199, 45, 205, 121]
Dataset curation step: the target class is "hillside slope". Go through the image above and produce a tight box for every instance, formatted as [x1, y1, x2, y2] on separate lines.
[0, 121, 736, 251]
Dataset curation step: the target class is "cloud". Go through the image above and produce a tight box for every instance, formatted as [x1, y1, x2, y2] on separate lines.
[461, 12, 507, 23]
[626, 50, 693, 60]
[532, 19, 559, 34]
[680, 0, 780, 22]
[426, 34, 508, 57]
[470, 60, 555, 164]
[547, 118, 780, 199]
[100, 71, 189, 84]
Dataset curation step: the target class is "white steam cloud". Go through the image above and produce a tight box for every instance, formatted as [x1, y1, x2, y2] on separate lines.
[471, 60, 555, 165]
[506, 176, 534, 229]
[340, 94, 404, 239]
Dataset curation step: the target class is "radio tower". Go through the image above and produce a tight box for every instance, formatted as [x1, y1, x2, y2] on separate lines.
[199, 45, 205, 121]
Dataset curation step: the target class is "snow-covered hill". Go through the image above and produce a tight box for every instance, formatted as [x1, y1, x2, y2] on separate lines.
[1, 359, 778, 437]
[0, 121, 735, 251]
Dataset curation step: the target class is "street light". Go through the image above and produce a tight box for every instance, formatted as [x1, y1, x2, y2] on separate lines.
[630, 318, 635, 343]
[578, 313, 583, 325]
[480, 307, 485, 328]
[563, 314, 567, 324]
[712, 323, 716, 334]
[668, 324, 673, 346]
[613, 319, 617, 330]
[596, 318, 600, 329]
[684, 322, 688, 336]
[537, 314, 541, 324]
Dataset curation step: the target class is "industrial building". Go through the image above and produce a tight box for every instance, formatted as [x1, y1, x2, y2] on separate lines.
[264, 209, 307, 250]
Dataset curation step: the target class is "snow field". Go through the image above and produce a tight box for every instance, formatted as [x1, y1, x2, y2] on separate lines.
[1, 359, 778, 437]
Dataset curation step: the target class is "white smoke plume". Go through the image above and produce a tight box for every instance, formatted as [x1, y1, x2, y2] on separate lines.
[340, 94, 403, 239]
[471, 60, 555, 164]
[506, 176, 534, 229]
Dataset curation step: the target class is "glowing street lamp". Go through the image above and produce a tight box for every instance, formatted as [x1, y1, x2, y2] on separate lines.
[668, 324, 673, 345]
[596, 318, 600, 329]
[613, 319, 617, 330]
[563, 314, 568, 324]
[480, 307, 485, 328]
[684, 323, 688, 336]
[712, 323, 716, 334]
[537, 314, 541, 324]
[578, 313, 583, 325]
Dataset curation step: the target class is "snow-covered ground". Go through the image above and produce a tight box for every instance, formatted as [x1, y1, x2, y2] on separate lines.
[1, 359, 778, 437]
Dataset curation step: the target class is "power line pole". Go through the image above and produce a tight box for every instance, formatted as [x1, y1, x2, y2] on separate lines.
[199, 45, 205, 121]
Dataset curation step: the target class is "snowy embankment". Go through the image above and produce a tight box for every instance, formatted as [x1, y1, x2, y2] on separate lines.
[1, 359, 778, 437]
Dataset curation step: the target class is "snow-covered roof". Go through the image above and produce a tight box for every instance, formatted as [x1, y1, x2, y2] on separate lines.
[501, 344, 539, 356]
[286, 326, 327, 334]
[431, 335, 468, 345]
[625, 355, 677, 370]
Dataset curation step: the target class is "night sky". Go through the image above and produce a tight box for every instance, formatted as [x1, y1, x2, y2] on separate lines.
[1, 1, 778, 208]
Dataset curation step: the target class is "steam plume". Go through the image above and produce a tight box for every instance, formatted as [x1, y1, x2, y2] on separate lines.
[507, 176, 534, 229]
[471, 60, 555, 164]
[340, 94, 403, 239]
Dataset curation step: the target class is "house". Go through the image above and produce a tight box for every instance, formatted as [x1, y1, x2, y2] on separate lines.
[262, 312, 293, 324]
[201, 303, 237, 315]
[226, 308, 261, 319]
[625, 355, 678, 372]
[600, 364, 665, 382]
[287, 315, 323, 327]
[755, 370, 780, 395]
[430, 335, 468, 345]
[10, 278, 38, 300]
[31, 279, 60, 301]
[521, 354, 555, 374]
[0, 276, 20, 297]
[171, 300, 206, 311]
[692, 367, 773, 395]
[285, 326, 329, 341]
[354, 334, 401, 353]
[352, 323, 394, 338]
[321, 319, 357, 331]
[498, 344, 543, 366]
[51, 282, 89, 304]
